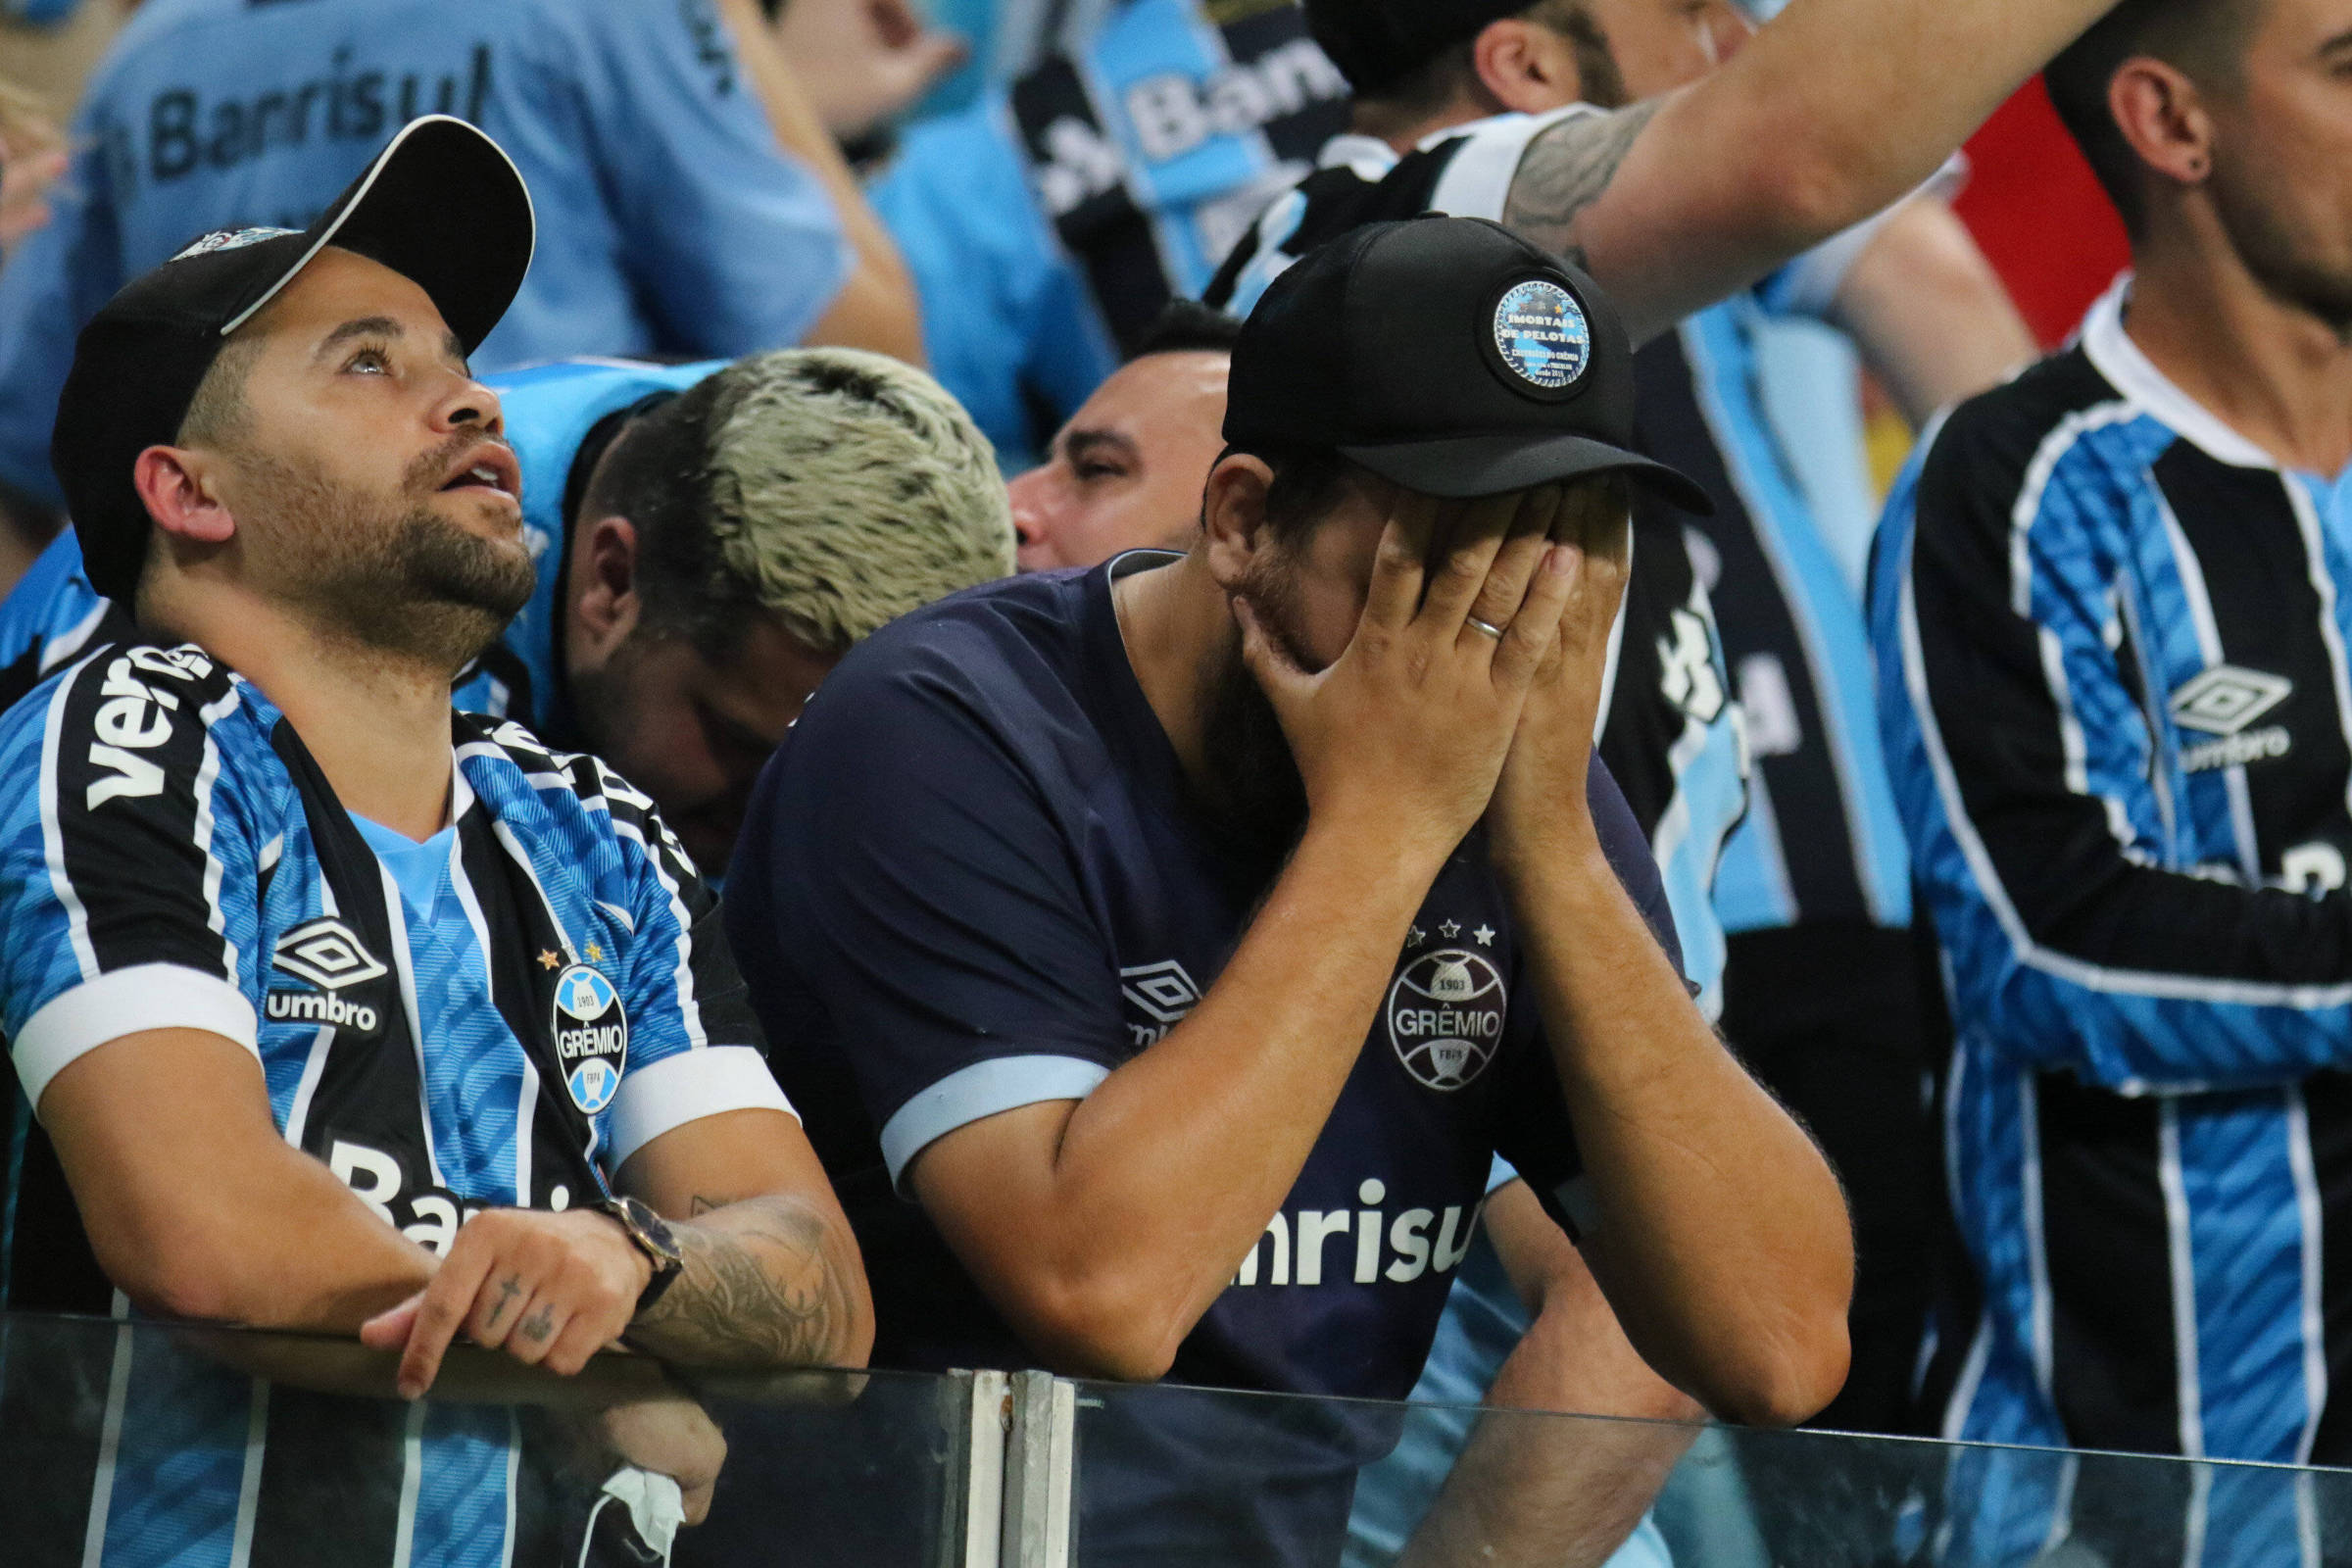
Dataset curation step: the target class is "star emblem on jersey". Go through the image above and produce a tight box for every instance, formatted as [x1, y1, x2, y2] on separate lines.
[1439, 920, 1462, 939]
[1492, 279, 1592, 392]
[551, 963, 628, 1116]
[1474, 925, 1495, 947]
[1406, 926, 1427, 949]
[2171, 666, 2293, 736]
[271, 918, 389, 991]
[1387, 948, 1508, 1092]
[539, 950, 561, 971]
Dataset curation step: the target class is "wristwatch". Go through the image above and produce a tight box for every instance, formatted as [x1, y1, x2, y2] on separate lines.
[597, 1195, 686, 1315]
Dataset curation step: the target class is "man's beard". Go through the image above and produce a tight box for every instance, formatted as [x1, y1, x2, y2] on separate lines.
[235, 434, 537, 672]
[2212, 156, 2352, 337]
[1195, 561, 1310, 863]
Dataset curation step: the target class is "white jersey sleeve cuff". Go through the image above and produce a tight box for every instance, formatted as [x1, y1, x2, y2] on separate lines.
[1428, 104, 1604, 224]
[14, 964, 259, 1112]
[880, 1054, 1113, 1194]
[606, 1045, 798, 1171]
[1767, 153, 1975, 319]
[1485, 1153, 1523, 1197]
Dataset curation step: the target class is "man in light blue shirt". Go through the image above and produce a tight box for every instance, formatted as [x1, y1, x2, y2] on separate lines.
[0, 0, 860, 509]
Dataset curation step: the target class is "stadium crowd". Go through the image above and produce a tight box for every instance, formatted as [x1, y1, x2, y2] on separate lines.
[0, 0, 2347, 1564]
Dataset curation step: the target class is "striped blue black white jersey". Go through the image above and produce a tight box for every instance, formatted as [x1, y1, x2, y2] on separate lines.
[1658, 293, 1913, 940]
[1873, 278, 2352, 1564]
[0, 638, 786, 1565]
[1203, 107, 1747, 1014]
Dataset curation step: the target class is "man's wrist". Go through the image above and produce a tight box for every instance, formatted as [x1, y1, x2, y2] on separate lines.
[595, 1197, 682, 1317]
[1490, 808, 1610, 898]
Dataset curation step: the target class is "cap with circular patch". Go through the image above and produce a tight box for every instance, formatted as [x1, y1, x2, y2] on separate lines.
[50, 115, 537, 604]
[1222, 216, 1713, 514]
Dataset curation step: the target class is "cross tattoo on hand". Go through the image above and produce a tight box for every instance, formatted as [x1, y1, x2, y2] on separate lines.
[486, 1276, 524, 1331]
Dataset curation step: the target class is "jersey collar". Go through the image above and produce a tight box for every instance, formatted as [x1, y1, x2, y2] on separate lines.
[2080, 273, 2284, 472]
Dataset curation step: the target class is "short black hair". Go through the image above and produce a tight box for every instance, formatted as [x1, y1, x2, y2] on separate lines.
[2045, 0, 2264, 236]
[1131, 300, 1243, 362]
[580, 376, 743, 654]
[1338, 0, 1624, 126]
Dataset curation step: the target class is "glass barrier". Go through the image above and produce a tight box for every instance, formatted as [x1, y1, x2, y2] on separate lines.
[11, 1307, 2352, 1568]
[1067, 1377, 2352, 1568]
[0, 1310, 965, 1567]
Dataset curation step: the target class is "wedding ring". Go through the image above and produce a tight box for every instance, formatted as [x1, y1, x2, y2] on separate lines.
[1466, 615, 1508, 641]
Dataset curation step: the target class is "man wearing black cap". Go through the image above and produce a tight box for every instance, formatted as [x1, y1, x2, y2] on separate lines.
[727, 217, 1852, 1564]
[0, 118, 871, 1565]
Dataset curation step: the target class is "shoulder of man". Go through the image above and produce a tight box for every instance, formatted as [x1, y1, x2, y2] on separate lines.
[1914, 341, 2121, 524]
[8, 641, 249, 812]
[454, 712, 687, 868]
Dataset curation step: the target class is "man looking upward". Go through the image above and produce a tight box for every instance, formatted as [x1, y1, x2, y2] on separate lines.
[0, 340, 1013, 873]
[0, 120, 870, 1565]
[729, 217, 1853, 1565]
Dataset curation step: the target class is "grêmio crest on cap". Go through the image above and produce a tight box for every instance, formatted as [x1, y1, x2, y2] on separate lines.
[171, 227, 300, 264]
[1489, 276, 1592, 398]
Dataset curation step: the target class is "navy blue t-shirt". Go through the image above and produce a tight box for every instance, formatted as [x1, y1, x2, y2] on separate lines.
[726, 553, 1683, 1564]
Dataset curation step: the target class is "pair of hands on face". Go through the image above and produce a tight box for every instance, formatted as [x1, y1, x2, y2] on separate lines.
[1235, 482, 1629, 869]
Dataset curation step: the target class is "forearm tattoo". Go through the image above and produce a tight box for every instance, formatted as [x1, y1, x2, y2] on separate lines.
[1500, 99, 1664, 268]
[631, 1195, 858, 1370]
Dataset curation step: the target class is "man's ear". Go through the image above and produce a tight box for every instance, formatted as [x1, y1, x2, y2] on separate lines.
[569, 514, 643, 667]
[133, 446, 236, 548]
[1201, 455, 1276, 591]
[1472, 18, 1580, 115]
[2109, 55, 2217, 194]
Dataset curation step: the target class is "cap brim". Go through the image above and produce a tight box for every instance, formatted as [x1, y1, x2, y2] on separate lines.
[1341, 431, 1716, 516]
[220, 116, 535, 353]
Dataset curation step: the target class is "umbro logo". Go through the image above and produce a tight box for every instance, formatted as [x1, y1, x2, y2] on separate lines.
[2171, 666, 2293, 737]
[272, 918, 389, 991]
[1120, 959, 1202, 1047]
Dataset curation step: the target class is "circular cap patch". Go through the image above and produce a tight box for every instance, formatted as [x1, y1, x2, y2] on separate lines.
[1493, 280, 1592, 392]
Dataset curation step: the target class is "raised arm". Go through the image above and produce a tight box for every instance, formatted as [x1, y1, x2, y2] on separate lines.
[1828, 198, 2037, 426]
[716, 0, 926, 364]
[1504, 0, 2118, 342]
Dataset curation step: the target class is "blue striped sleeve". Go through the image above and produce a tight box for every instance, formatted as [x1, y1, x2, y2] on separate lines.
[1872, 403, 2352, 1093]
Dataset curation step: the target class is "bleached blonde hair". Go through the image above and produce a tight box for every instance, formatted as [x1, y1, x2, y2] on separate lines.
[602, 348, 1014, 656]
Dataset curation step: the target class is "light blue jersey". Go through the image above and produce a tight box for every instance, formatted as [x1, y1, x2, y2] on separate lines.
[0, 0, 849, 507]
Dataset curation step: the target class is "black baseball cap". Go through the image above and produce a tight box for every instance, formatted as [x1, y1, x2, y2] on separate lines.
[1303, 0, 1534, 95]
[1223, 217, 1713, 514]
[51, 115, 536, 604]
